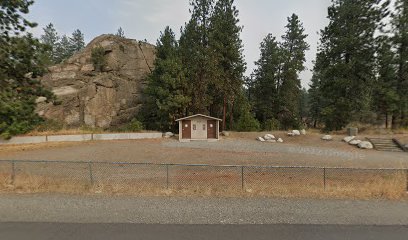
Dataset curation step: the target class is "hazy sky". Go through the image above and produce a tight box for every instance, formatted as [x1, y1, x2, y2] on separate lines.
[29, 0, 332, 88]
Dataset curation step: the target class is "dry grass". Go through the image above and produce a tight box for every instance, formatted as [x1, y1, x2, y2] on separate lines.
[0, 167, 406, 200]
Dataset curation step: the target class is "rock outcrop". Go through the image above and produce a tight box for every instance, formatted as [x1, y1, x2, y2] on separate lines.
[37, 34, 156, 128]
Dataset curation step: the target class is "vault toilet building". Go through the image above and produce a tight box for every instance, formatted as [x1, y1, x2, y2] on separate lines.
[176, 114, 221, 142]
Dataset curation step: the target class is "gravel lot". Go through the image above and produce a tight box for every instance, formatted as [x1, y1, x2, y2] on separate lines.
[0, 132, 406, 168]
[1, 194, 408, 225]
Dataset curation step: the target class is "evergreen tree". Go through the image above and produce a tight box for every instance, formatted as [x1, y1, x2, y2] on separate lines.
[144, 27, 190, 131]
[179, 0, 216, 114]
[54, 35, 72, 63]
[299, 87, 310, 126]
[278, 14, 309, 129]
[372, 36, 399, 128]
[0, 1, 53, 139]
[208, 0, 246, 130]
[116, 27, 125, 38]
[40, 23, 59, 64]
[252, 34, 283, 124]
[392, 0, 408, 127]
[69, 29, 85, 53]
[312, 0, 382, 130]
[308, 52, 327, 128]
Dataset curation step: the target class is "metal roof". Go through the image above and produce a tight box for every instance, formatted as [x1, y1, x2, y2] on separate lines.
[175, 114, 222, 122]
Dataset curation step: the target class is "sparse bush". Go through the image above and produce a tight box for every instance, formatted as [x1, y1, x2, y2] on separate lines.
[127, 119, 144, 132]
[116, 119, 144, 132]
[35, 119, 64, 132]
[235, 111, 260, 132]
[91, 46, 106, 71]
[263, 118, 281, 131]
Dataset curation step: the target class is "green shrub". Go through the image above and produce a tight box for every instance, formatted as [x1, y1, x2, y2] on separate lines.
[127, 119, 144, 132]
[263, 118, 281, 131]
[117, 119, 144, 132]
[235, 112, 260, 132]
[91, 46, 106, 71]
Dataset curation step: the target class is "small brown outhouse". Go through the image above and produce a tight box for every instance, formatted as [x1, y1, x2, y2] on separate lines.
[176, 114, 222, 142]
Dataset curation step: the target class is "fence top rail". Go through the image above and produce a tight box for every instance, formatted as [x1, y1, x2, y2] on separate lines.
[0, 159, 406, 171]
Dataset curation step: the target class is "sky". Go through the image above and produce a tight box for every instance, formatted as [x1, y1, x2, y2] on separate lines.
[29, 0, 332, 88]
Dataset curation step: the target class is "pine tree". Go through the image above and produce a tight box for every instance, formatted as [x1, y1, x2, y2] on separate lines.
[278, 14, 309, 129]
[252, 34, 283, 124]
[179, 0, 216, 114]
[69, 29, 85, 53]
[40, 23, 60, 64]
[116, 27, 125, 38]
[372, 36, 399, 128]
[54, 35, 72, 63]
[392, 0, 408, 127]
[312, 0, 382, 130]
[208, 0, 246, 130]
[0, 1, 53, 139]
[143, 27, 190, 131]
[299, 87, 310, 125]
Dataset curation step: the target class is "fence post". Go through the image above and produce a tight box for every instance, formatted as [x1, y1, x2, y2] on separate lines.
[323, 168, 326, 191]
[166, 164, 169, 189]
[11, 161, 15, 184]
[406, 169, 408, 192]
[88, 162, 94, 186]
[241, 166, 244, 191]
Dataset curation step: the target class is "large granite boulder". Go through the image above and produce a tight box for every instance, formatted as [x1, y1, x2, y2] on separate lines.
[36, 34, 156, 128]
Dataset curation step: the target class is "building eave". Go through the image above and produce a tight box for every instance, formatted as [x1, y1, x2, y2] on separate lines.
[175, 114, 222, 122]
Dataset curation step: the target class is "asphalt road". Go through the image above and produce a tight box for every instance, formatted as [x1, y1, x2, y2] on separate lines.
[1, 223, 408, 240]
[2, 194, 408, 225]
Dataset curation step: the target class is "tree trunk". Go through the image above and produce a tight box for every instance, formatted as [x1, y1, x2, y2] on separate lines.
[229, 99, 234, 130]
[222, 97, 226, 131]
[392, 114, 398, 130]
[385, 112, 388, 129]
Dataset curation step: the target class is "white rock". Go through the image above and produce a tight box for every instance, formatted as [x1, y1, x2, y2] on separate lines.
[322, 135, 333, 141]
[300, 129, 306, 135]
[343, 136, 355, 143]
[358, 141, 374, 149]
[266, 140, 277, 143]
[264, 134, 276, 140]
[35, 97, 47, 104]
[277, 138, 284, 143]
[257, 137, 266, 142]
[287, 132, 295, 136]
[292, 130, 301, 136]
[163, 132, 174, 138]
[349, 139, 362, 145]
[221, 131, 230, 137]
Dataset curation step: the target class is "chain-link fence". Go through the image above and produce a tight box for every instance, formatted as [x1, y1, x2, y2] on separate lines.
[0, 160, 407, 197]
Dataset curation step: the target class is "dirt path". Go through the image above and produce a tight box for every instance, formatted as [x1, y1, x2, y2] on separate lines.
[0, 134, 406, 168]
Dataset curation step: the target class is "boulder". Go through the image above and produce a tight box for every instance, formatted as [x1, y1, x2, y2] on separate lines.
[322, 135, 333, 141]
[163, 132, 174, 138]
[277, 138, 284, 143]
[292, 130, 301, 136]
[267, 140, 277, 143]
[36, 34, 156, 129]
[221, 131, 230, 137]
[264, 134, 276, 140]
[358, 141, 374, 149]
[257, 137, 266, 142]
[343, 136, 355, 143]
[300, 129, 306, 135]
[349, 139, 362, 145]
[287, 132, 295, 136]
